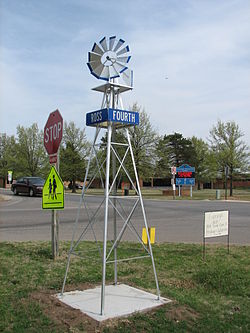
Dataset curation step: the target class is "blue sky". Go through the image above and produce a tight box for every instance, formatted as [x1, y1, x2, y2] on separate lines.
[1, 0, 250, 144]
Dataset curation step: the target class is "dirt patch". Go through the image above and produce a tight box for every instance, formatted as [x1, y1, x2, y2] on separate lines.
[30, 283, 144, 332]
[165, 304, 199, 326]
[30, 284, 104, 332]
[161, 277, 196, 289]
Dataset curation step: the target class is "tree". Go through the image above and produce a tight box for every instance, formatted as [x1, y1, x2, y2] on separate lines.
[157, 132, 194, 168]
[155, 136, 171, 177]
[190, 136, 217, 190]
[0, 133, 17, 183]
[209, 120, 250, 196]
[60, 122, 89, 193]
[15, 124, 48, 178]
[126, 103, 159, 181]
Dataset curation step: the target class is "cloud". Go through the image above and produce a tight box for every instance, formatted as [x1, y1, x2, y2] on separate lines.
[0, 0, 250, 145]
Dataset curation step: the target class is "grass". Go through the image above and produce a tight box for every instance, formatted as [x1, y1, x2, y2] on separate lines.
[66, 188, 250, 201]
[0, 241, 250, 332]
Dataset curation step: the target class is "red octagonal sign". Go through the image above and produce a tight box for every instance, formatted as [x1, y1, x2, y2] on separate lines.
[44, 110, 63, 155]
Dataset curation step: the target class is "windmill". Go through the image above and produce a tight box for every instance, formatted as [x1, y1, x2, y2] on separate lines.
[61, 36, 162, 317]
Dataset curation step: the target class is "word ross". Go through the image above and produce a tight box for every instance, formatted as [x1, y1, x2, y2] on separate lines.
[91, 111, 102, 123]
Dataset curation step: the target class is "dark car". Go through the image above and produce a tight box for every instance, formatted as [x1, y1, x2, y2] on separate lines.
[68, 182, 83, 190]
[11, 177, 45, 197]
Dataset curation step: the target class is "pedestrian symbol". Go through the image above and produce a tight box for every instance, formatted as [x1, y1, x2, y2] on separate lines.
[42, 166, 64, 209]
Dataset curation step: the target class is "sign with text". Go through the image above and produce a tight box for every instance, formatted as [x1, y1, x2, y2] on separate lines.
[44, 110, 63, 155]
[204, 211, 229, 238]
[176, 164, 195, 186]
[86, 108, 139, 127]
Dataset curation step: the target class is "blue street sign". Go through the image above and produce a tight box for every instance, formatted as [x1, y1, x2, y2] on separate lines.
[176, 178, 195, 186]
[86, 108, 139, 127]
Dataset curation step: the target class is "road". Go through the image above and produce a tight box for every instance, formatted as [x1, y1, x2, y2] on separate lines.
[0, 189, 249, 244]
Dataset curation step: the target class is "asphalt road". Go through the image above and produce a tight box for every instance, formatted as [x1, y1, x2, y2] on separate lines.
[0, 189, 249, 244]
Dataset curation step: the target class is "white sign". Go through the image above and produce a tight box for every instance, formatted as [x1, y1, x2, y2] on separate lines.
[204, 211, 229, 238]
[171, 166, 176, 175]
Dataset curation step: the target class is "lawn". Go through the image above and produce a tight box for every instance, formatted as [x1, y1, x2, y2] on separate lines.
[66, 188, 250, 201]
[0, 241, 249, 332]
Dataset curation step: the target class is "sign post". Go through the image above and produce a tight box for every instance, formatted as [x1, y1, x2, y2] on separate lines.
[44, 109, 63, 259]
[171, 166, 176, 199]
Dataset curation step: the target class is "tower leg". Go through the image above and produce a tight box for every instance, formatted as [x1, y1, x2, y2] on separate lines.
[126, 128, 161, 299]
[101, 123, 112, 315]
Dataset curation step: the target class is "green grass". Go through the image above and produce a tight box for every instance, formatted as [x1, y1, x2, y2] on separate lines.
[66, 188, 250, 201]
[0, 242, 249, 332]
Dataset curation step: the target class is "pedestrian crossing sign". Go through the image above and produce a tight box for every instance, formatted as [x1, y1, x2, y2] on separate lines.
[42, 166, 64, 209]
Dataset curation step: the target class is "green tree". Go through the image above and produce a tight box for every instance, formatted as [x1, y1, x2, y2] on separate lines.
[155, 136, 171, 177]
[209, 120, 250, 196]
[15, 124, 48, 178]
[0, 133, 17, 183]
[126, 103, 159, 181]
[190, 136, 217, 190]
[60, 122, 89, 193]
[158, 132, 194, 168]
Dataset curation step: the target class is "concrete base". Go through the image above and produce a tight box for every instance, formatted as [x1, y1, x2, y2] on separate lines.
[57, 284, 171, 322]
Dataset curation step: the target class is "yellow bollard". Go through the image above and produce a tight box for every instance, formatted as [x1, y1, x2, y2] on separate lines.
[142, 227, 155, 245]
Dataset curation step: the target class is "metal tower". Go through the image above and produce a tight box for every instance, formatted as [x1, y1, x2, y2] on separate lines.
[61, 37, 160, 316]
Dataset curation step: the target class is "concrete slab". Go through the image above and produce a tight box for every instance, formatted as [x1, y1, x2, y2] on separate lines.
[57, 284, 171, 322]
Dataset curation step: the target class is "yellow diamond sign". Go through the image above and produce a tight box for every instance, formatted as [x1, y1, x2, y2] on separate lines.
[42, 166, 64, 209]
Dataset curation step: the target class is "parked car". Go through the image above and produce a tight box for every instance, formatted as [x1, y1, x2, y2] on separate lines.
[68, 182, 83, 190]
[11, 177, 45, 197]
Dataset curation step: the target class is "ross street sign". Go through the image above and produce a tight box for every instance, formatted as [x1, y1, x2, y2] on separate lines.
[86, 108, 139, 127]
[44, 110, 63, 155]
[42, 166, 64, 209]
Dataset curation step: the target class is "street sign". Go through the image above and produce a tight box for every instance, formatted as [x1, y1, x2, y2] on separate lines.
[176, 178, 195, 186]
[42, 166, 64, 209]
[86, 108, 139, 127]
[44, 109, 63, 155]
[171, 166, 176, 175]
[49, 154, 57, 164]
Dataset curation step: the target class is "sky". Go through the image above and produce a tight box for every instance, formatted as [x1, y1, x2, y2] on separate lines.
[0, 0, 250, 145]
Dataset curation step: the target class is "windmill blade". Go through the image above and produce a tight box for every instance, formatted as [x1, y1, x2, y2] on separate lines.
[117, 45, 130, 56]
[88, 52, 102, 63]
[116, 61, 129, 72]
[99, 66, 109, 80]
[109, 64, 120, 79]
[99, 37, 108, 52]
[113, 62, 127, 73]
[109, 36, 116, 51]
[91, 63, 105, 78]
[117, 55, 131, 64]
[113, 38, 125, 52]
[92, 42, 104, 55]
[122, 68, 133, 87]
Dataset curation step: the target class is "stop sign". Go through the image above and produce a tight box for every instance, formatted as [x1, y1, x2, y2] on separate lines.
[44, 110, 63, 155]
